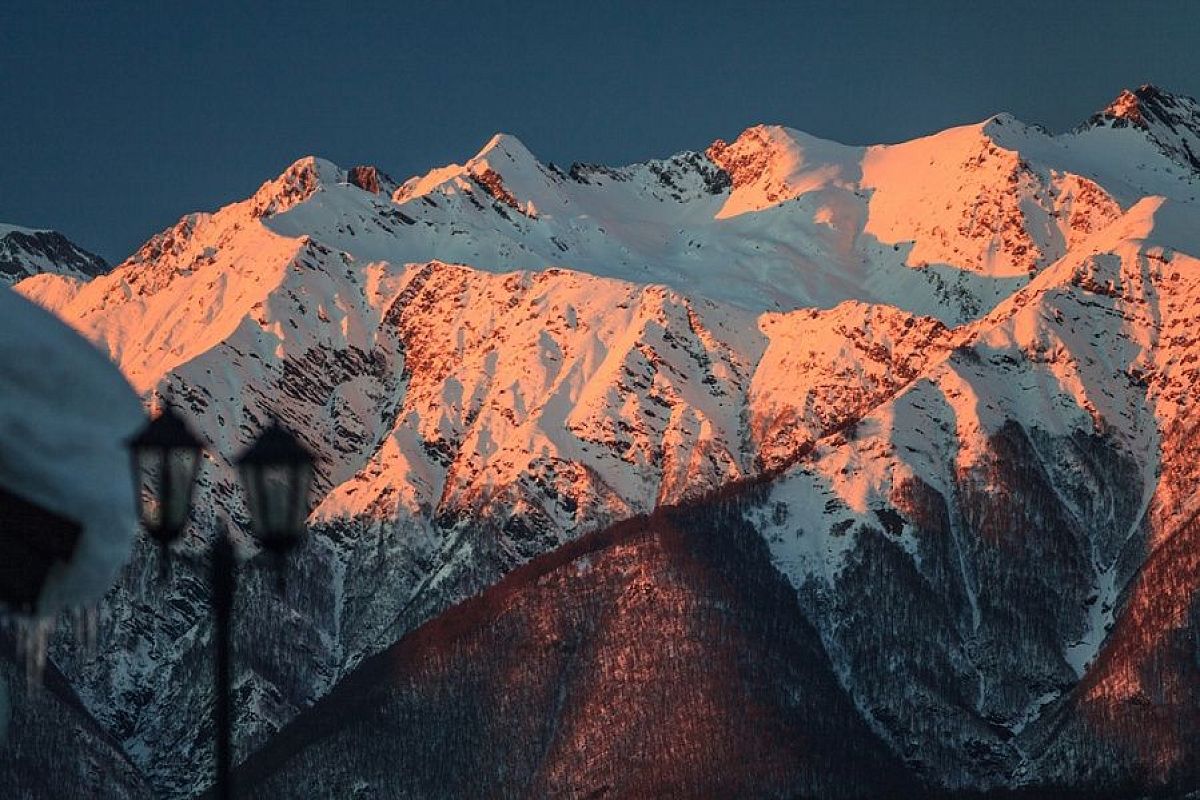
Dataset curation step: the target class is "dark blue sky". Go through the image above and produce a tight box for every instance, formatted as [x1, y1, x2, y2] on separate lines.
[3, 1, 1198, 261]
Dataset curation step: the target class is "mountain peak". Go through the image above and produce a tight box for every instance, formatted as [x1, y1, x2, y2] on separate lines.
[705, 124, 859, 218]
[470, 132, 538, 166]
[393, 134, 545, 207]
[0, 223, 109, 284]
[279, 155, 342, 181]
[250, 156, 342, 217]
[346, 164, 397, 195]
[1086, 84, 1200, 172]
[1104, 87, 1148, 125]
[706, 125, 806, 191]
[463, 134, 546, 214]
[1097, 84, 1196, 126]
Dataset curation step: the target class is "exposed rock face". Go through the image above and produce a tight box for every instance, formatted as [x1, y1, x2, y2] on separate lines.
[347, 165, 384, 194]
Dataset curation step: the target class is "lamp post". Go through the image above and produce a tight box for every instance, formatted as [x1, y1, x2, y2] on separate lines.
[128, 406, 314, 800]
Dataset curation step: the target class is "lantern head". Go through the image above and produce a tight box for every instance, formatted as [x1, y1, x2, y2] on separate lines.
[236, 420, 314, 555]
[128, 405, 204, 545]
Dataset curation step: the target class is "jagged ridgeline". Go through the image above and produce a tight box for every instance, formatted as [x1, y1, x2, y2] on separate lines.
[6, 84, 1200, 797]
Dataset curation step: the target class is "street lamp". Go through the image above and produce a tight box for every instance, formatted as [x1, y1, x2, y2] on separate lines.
[128, 408, 314, 800]
[236, 420, 314, 555]
[127, 404, 203, 548]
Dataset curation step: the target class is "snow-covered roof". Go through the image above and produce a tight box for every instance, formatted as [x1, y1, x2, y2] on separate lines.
[0, 287, 144, 615]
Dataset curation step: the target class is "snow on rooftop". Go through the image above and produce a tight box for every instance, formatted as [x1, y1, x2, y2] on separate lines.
[0, 287, 144, 616]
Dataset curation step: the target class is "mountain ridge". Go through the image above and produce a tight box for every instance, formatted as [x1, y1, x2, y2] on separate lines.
[9, 84, 1200, 797]
[0, 223, 108, 286]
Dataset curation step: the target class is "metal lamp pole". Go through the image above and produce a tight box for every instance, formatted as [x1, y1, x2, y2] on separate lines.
[129, 408, 314, 800]
[212, 529, 235, 800]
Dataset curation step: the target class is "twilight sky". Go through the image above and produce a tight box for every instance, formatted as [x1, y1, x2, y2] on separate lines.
[3, 1, 1199, 261]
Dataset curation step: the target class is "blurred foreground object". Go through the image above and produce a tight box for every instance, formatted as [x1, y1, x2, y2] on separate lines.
[0, 286, 143, 615]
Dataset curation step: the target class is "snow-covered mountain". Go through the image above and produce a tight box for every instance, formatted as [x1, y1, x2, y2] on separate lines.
[0, 223, 108, 286]
[1084, 84, 1200, 173]
[11, 85, 1200, 797]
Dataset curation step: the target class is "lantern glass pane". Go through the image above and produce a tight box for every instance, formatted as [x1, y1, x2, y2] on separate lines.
[288, 461, 313, 534]
[164, 446, 200, 533]
[260, 463, 294, 536]
[135, 446, 164, 530]
[240, 464, 264, 533]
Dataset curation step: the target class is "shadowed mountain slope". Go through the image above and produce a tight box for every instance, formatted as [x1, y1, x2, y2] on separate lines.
[229, 497, 918, 799]
[0, 631, 149, 799]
